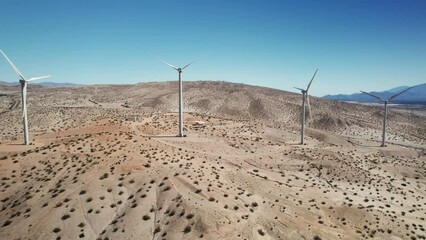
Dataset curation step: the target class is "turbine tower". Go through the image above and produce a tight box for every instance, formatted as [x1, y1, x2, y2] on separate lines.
[160, 59, 197, 137]
[0, 49, 51, 145]
[360, 87, 413, 147]
[294, 69, 318, 145]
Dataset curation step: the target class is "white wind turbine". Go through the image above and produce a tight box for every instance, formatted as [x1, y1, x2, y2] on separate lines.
[159, 59, 197, 137]
[360, 86, 413, 147]
[0, 49, 51, 145]
[294, 69, 318, 145]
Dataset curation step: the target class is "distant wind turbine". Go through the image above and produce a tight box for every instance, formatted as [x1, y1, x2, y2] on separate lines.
[360, 87, 413, 147]
[0, 49, 51, 145]
[294, 69, 318, 145]
[159, 59, 197, 137]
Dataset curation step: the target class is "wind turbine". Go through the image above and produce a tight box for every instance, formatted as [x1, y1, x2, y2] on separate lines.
[294, 69, 318, 145]
[360, 87, 413, 147]
[0, 49, 51, 145]
[159, 59, 197, 137]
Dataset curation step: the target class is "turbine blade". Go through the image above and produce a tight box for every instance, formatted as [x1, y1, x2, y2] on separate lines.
[388, 86, 414, 101]
[0, 49, 26, 80]
[360, 91, 385, 102]
[294, 87, 305, 92]
[182, 59, 198, 70]
[28, 75, 51, 81]
[307, 95, 312, 118]
[158, 58, 178, 70]
[306, 69, 318, 91]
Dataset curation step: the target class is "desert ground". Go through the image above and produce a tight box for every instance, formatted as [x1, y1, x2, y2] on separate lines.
[0, 81, 425, 240]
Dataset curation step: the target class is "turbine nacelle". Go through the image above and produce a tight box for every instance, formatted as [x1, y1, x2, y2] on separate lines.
[293, 87, 307, 94]
[1, 49, 51, 83]
[159, 58, 198, 73]
[360, 86, 413, 104]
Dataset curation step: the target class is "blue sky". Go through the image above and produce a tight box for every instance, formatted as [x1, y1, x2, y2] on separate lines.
[0, 0, 425, 96]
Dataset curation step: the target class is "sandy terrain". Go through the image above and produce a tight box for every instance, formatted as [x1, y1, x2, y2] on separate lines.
[0, 81, 425, 240]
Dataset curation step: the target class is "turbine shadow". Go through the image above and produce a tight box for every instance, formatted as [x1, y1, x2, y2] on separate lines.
[143, 135, 179, 138]
[347, 139, 380, 148]
[7, 143, 26, 146]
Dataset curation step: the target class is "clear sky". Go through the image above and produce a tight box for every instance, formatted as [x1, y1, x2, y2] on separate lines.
[0, 0, 425, 97]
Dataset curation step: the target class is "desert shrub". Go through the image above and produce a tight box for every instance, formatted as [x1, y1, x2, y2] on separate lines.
[183, 225, 191, 234]
[2, 220, 12, 227]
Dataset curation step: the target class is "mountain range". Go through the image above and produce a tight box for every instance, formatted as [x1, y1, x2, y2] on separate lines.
[322, 83, 426, 104]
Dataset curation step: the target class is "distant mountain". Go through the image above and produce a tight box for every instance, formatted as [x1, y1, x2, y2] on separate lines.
[387, 86, 410, 93]
[0, 81, 80, 87]
[323, 83, 426, 105]
[0, 81, 14, 86]
[33, 82, 81, 87]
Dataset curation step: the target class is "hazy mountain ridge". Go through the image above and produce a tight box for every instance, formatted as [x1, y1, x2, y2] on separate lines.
[323, 83, 426, 104]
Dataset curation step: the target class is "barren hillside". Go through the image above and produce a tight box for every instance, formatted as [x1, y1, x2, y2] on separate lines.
[0, 81, 425, 240]
[1, 81, 424, 146]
